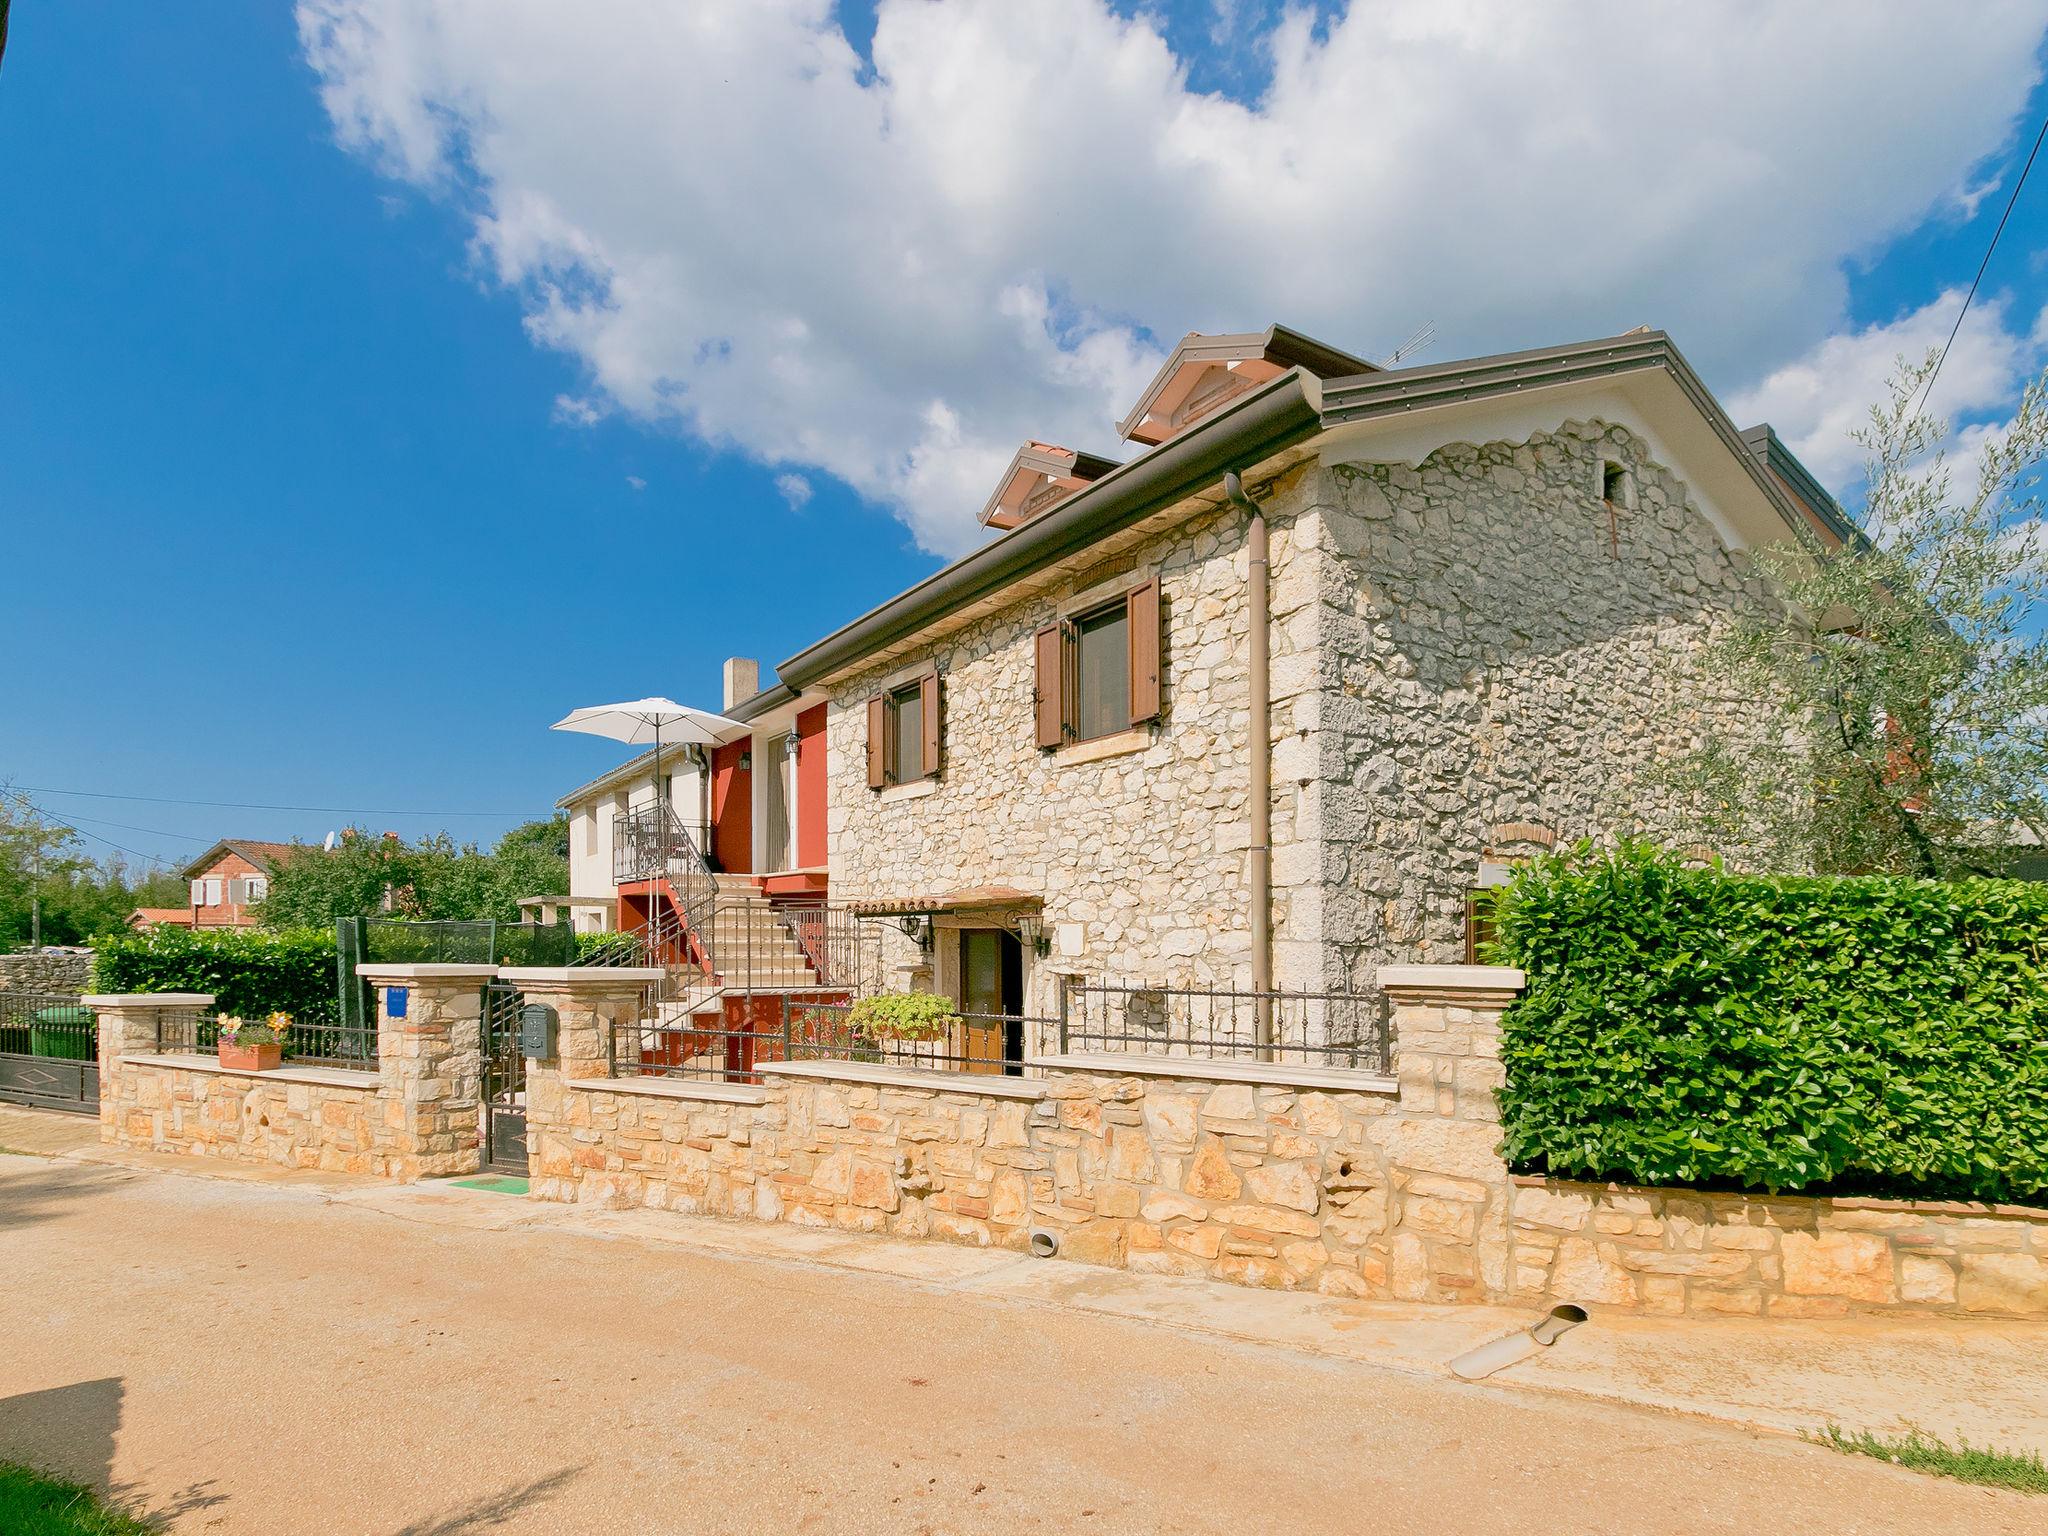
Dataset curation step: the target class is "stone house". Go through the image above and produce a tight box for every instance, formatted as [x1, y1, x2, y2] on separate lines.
[571, 324, 1847, 1036]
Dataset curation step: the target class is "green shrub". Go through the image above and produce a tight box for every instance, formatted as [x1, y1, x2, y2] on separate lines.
[91, 926, 339, 1027]
[1492, 842, 2048, 1204]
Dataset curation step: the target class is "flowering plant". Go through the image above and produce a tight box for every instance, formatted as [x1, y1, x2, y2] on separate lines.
[216, 1011, 292, 1046]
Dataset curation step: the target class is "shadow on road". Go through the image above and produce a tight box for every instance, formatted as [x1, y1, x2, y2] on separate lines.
[0, 1375, 226, 1530]
[390, 1465, 587, 1536]
[0, 1159, 115, 1233]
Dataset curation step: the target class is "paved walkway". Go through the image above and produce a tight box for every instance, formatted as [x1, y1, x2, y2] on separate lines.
[1, 1108, 2043, 1533]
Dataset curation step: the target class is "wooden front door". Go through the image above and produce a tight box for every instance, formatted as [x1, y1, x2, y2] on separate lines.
[957, 928, 1023, 1075]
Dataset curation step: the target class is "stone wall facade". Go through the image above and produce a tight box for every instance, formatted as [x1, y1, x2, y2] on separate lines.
[820, 416, 1783, 1008]
[824, 476, 1326, 1007]
[0, 949, 94, 995]
[1308, 420, 1784, 991]
[1511, 1179, 2048, 1320]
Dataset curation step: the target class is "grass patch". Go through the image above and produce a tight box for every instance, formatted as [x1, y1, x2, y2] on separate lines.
[1810, 1425, 2048, 1495]
[0, 1463, 156, 1535]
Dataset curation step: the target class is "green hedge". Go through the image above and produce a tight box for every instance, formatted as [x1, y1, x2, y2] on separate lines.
[1491, 844, 2048, 1205]
[91, 926, 339, 1027]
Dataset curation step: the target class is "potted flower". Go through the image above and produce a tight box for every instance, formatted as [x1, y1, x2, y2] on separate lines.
[217, 1011, 291, 1072]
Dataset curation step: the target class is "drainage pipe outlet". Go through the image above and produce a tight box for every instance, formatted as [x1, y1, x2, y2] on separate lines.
[1449, 1304, 1591, 1382]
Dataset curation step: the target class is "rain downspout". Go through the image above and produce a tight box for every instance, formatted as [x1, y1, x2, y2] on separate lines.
[1225, 470, 1274, 1056]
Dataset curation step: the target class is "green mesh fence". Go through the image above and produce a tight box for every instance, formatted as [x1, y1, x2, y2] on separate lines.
[336, 918, 575, 1036]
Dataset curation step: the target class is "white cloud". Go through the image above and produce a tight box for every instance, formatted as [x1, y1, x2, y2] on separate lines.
[551, 393, 603, 428]
[1727, 291, 2048, 493]
[297, 0, 2047, 556]
[625, 475, 646, 491]
[774, 472, 813, 509]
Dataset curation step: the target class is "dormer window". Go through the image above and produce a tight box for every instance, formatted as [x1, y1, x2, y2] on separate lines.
[1115, 324, 1377, 447]
[978, 442, 1117, 531]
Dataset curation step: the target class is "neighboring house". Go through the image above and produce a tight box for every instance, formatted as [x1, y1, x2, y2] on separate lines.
[568, 322, 1850, 1031]
[130, 839, 294, 929]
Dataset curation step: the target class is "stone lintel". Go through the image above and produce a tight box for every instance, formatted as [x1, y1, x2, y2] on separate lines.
[1377, 964, 1524, 1006]
[497, 966, 665, 989]
[354, 964, 501, 983]
[1030, 1051, 1397, 1096]
[759, 1058, 1052, 1101]
[82, 993, 217, 1007]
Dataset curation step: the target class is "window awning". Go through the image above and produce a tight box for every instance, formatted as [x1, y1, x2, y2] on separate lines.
[847, 886, 1041, 918]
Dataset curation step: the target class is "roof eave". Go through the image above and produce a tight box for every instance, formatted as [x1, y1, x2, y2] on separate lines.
[781, 369, 1325, 689]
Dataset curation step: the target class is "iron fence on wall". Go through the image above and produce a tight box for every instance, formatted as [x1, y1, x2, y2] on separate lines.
[150, 1004, 374, 1069]
[1057, 978, 1391, 1073]
[606, 990, 1051, 1085]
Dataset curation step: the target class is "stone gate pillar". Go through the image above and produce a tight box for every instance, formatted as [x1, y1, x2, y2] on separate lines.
[1374, 964, 1525, 1303]
[499, 966, 664, 1081]
[355, 963, 498, 1180]
[498, 966, 663, 1196]
[84, 992, 215, 1143]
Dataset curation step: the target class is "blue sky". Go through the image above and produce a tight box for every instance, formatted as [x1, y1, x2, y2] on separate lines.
[3, 2, 2046, 871]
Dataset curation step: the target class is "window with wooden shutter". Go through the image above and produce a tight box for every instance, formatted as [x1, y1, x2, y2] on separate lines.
[866, 695, 888, 789]
[1126, 576, 1160, 725]
[1034, 624, 1064, 748]
[919, 670, 941, 778]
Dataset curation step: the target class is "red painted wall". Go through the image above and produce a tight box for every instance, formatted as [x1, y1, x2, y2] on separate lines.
[712, 740, 752, 873]
[796, 703, 828, 870]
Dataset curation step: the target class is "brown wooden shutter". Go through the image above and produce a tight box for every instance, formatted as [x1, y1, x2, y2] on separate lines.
[919, 670, 941, 779]
[865, 695, 888, 789]
[1127, 576, 1161, 725]
[1033, 624, 1063, 749]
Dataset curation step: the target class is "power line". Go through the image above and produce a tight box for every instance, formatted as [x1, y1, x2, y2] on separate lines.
[1917, 107, 2048, 416]
[2, 789, 192, 867]
[13, 784, 551, 818]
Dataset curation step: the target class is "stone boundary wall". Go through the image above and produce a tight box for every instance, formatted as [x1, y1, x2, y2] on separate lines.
[1511, 1178, 2048, 1320]
[103, 1056, 386, 1174]
[521, 965, 1524, 1300]
[0, 950, 94, 995]
[91, 964, 497, 1183]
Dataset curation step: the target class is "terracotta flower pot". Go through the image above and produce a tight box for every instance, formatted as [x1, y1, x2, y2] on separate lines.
[218, 1039, 283, 1072]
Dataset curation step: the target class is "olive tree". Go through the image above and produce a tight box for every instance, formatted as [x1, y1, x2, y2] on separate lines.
[1679, 354, 2048, 876]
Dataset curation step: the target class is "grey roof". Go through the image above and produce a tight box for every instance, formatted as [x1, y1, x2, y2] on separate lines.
[777, 328, 1821, 690]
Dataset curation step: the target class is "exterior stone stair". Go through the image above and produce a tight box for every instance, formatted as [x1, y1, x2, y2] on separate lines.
[705, 874, 825, 988]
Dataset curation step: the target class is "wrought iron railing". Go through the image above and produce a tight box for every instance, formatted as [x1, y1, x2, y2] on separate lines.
[609, 990, 1048, 1085]
[1058, 979, 1391, 1073]
[152, 1008, 376, 1070]
[612, 803, 719, 967]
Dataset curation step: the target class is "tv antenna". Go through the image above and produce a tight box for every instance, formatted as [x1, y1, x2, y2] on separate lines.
[1382, 323, 1435, 369]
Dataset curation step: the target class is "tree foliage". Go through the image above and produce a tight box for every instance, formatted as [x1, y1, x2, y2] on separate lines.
[0, 794, 186, 948]
[1492, 842, 2048, 1204]
[1677, 354, 2048, 874]
[254, 819, 568, 929]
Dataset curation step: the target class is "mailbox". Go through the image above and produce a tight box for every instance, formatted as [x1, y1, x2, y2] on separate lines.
[384, 986, 408, 1020]
[518, 1002, 559, 1059]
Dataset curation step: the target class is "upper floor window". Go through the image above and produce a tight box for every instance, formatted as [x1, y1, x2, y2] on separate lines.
[1035, 576, 1161, 747]
[866, 669, 941, 788]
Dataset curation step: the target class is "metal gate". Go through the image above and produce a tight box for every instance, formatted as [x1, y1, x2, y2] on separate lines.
[481, 981, 527, 1172]
[0, 991, 99, 1115]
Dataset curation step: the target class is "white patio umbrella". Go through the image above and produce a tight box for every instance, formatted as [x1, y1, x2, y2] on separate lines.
[549, 697, 750, 817]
